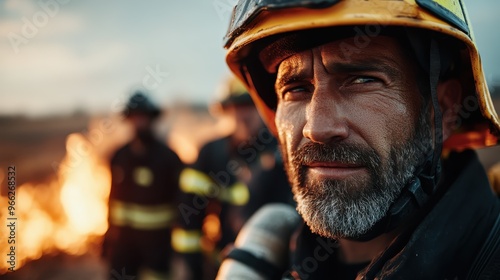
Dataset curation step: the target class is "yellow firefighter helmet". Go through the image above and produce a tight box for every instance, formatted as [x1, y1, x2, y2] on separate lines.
[215, 75, 254, 108]
[210, 75, 254, 117]
[224, 0, 500, 151]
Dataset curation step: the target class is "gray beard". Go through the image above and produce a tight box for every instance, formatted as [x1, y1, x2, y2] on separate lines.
[283, 114, 432, 239]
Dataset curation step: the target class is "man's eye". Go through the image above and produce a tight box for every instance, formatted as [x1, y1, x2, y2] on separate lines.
[288, 86, 308, 93]
[281, 86, 310, 100]
[352, 76, 378, 84]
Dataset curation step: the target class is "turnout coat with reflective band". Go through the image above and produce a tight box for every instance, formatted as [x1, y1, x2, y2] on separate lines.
[107, 139, 183, 230]
[286, 150, 500, 279]
[103, 138, 184, 276]
[174, 134, 293, 277]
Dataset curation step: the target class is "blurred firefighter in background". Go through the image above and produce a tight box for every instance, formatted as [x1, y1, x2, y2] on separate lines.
[171, 76, 294, 280]
[103, 91, 184, 280]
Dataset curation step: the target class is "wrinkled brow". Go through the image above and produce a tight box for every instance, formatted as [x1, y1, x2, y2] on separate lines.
[276, 58, 402, 91]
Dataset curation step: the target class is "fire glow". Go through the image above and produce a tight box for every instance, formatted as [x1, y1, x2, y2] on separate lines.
[0, 133, 111, 273]
[0, 108, 229, 274]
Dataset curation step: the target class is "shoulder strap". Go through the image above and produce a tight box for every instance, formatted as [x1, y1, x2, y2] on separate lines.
[467, 211, 500, 279]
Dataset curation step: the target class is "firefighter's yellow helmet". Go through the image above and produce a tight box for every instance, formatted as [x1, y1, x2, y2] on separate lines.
[224, 0, 500, 151]
[215, 75, 254, 108]
[210, 75, 254, 117]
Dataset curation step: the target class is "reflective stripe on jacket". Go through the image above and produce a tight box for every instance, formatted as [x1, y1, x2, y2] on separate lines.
[109, 200, 176, 230]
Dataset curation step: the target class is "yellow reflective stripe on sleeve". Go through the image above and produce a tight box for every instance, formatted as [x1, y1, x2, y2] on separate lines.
[219, 182, 249, 206]
[180, 168, 249, 205]
[171, 228, 202, 253]
[180, 168, 216, 196]
[109, 200, 176, 230]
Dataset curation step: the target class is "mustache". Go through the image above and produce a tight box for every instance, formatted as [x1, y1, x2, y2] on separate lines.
[292, 142, 381, 170]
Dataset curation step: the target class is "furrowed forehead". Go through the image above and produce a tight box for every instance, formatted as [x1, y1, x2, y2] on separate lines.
[275, 36, 407, 79]
[257, 26, 409, 74]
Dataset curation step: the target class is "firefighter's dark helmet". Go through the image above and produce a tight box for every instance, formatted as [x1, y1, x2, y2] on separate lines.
[122, 91, 161, 118]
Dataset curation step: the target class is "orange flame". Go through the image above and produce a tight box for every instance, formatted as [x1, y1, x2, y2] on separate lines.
[0, 133, 111, 273]
[0, 108, 234, 274]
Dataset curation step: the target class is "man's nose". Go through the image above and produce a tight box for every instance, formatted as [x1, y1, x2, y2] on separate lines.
[302, 89, 349, 144]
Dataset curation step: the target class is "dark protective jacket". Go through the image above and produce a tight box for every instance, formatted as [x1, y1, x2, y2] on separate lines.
[103, 137, 184, 276]
[174, 132, 294, 279]
[108, 138, 183, 211]
[105, 137, 183, 235]
[285, 150, 500, 280]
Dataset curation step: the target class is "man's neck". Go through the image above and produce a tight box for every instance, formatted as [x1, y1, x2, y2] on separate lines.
[337, 231, 399, 264]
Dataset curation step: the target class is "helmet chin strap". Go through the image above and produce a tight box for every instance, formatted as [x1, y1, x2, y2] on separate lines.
[423, 38, 444, 192]
[351, 39, 443, 241]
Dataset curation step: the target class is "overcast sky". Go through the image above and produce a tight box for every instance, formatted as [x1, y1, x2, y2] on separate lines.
[0, 0, 499, 117]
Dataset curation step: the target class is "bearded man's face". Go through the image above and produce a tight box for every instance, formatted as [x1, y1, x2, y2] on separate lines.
[274, 35, 431, 239]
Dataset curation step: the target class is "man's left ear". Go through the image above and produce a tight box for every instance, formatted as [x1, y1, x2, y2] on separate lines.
[437, 79, 463, 141]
